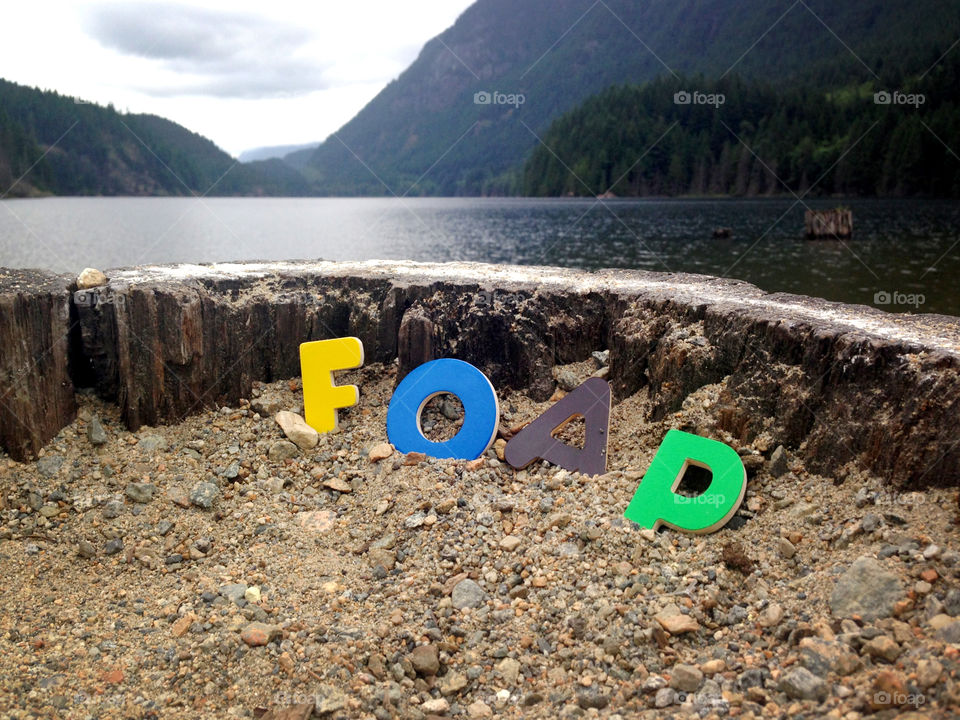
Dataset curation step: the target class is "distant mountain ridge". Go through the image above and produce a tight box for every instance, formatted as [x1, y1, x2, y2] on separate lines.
[239, 142, 321, 163]
[0, 79, 310, 197]
[294, 0, 960, 196]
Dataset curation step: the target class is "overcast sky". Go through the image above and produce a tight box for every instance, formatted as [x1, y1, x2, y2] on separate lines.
[0, 0, 474, 156]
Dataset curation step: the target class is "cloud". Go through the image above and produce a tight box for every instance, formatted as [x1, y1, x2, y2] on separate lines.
[82, 1, 331, 98]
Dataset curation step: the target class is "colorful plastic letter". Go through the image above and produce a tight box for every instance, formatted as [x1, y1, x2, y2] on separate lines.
[623, 429, 746, 534]
[504, 377, 611, 476]
[386, 359, 498, 460]
[300, 337, 365, 433]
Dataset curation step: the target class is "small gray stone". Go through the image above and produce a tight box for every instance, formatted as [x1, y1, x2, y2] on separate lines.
[102, 500, 123, 519]
[138, 435, 166, 452]
[829, 556, 904, 621]
[778, 666, 827, 701]
[268, 440, 299, 461]
[36, 455, 64, 478]
[104, 538, 123, 555]
[452, 579, 486, 609]
[156, 520, 174, 536]
[124, 482, 156, 504]
[77, 540, 97, 558]
[554, 368, 580, 392]
[219, 583, 248, 605]
[591, 350, 609, 366]
[87, 416, 107, 445]
[654, 687, 676, 708]
[768, 446, 788, 477]
[854, 488, 871, 507]
[190, 482, 220, 509]
[404, 512, 426, 529]
[576, 689, 610, 710]
[861, 513, 882, 533]
[944, 589, 960, 616]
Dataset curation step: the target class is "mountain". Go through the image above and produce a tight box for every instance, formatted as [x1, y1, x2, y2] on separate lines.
[0, 79, 311, 197]
[295, 0, 960, 196]
[239, 142, 321, 163]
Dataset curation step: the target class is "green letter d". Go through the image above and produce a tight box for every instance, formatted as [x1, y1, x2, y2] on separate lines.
[624, 430, 746, 534]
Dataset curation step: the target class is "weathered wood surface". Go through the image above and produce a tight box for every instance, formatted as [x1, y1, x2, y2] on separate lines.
[2, 260, 960, 487]
[0, 269, 76, 461]
[805, 209, 853, 238]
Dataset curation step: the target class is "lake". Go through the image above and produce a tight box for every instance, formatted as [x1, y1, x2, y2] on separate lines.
[1, 196, 958, 316]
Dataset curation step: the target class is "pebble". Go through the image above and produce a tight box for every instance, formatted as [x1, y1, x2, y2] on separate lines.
[421, 698, 449, 714]
[654, 687, 675, 708]
[268, 440, 300, 461]
[124, 482, 156, 504]
[77, 540, 97, 558]
[323, 477, 352, 493]
[220, 583, 248, 605]
[87, 415, 107, 445]
[76, 267, 107, 289]
[655, 605, 700, 634]
[829, 556, 904, 620]
[497, 657, 521, 684]
[408, 644, 440, 676]
[915, 658, 942, 688]
[36, 454, 64, 477]
[778, 537, 796, 558]
[778, 666, 827, 701]
[189, 482, 220, 509]
[862, 635, 901, 663]
[669, 664, 703, 692]
[368, 443, 394, 462]
[467, 701, 492, 719]
[239, 622, 280, 647]
[452, 579, 486, 609]
[440, 670, 468, 695]
[758, 602, 784, 627]
[768, 445, 788, 477]
[104, 538, 123, 555]
[554, 367, 580, 391]
[274, 410, 319, 450]
[499, 535, 522, 551]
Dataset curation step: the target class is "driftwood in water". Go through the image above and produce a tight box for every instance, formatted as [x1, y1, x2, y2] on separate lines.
[805, 209, 852, 238]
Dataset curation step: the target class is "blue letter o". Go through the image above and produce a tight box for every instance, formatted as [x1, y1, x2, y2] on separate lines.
[386, 359, 499, 460]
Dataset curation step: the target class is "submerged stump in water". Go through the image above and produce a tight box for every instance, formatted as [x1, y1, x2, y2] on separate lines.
[805, 209, 852, 238]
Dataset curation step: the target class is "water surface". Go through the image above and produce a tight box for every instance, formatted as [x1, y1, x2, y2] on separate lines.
[0, 197, 957, 315]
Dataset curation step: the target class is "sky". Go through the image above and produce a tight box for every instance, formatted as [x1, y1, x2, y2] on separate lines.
[0, 0, 475, 157]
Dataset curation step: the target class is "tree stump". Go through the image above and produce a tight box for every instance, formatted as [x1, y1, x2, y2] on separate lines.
[805, 209, 852, 238]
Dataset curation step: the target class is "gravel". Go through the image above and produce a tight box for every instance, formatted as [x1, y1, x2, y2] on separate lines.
[0, 361, 958, 719]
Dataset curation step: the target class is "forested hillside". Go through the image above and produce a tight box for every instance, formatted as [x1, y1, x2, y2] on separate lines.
[0, 79, 310, 197]
[523, 57, 960, 197]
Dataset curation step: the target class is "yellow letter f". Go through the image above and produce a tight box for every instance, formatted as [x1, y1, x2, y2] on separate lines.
[300, 337, 365, 433]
